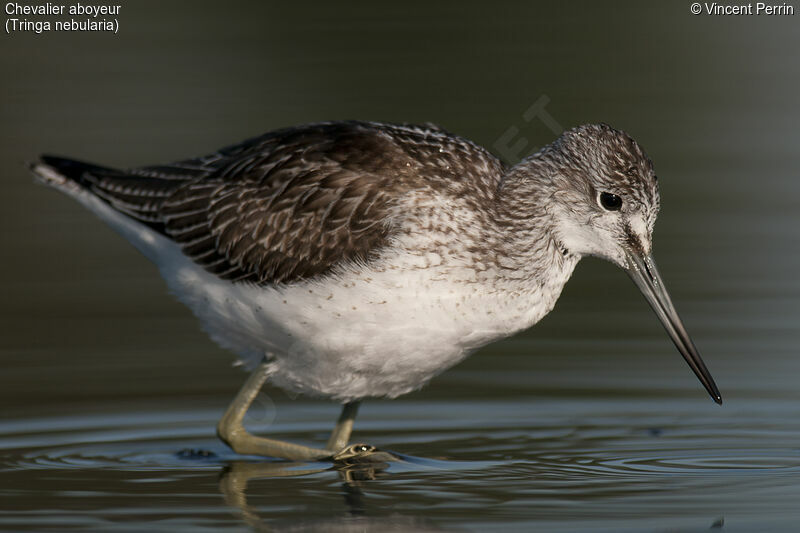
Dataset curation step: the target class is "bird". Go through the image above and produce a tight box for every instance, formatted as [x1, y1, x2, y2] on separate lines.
[31, 120, 722, 462]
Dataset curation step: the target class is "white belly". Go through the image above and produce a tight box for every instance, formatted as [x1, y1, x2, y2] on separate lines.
[164, 250, 568, 401]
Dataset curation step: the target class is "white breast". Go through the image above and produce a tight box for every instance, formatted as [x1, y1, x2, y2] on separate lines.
[161, 241, 577, 401]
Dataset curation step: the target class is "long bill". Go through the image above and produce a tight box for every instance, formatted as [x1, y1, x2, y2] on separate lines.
[625, 250, 722, 404]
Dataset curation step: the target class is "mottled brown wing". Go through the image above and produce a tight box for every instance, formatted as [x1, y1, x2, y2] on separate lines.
[157, 122, 408, 284]
[42, 121, 505, 285]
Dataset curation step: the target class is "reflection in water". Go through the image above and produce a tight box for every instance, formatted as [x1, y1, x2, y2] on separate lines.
[218, 443, 405, 528]
[219, 459, 452, 532]
[219, 460, 330, 530]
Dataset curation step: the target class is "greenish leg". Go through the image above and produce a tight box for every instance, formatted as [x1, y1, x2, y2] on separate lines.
[216, 362, 333, 461]
[326, 401, 360, 451]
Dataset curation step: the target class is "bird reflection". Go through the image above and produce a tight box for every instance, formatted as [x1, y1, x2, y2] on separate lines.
[218, 457, 433, 531]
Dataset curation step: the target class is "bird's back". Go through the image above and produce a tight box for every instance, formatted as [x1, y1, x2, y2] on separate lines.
[35, 121, 505, 286]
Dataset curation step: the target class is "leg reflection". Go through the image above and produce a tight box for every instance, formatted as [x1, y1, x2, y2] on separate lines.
[218, 459, 395, 528]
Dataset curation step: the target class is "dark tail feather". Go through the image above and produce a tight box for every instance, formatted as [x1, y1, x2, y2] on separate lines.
[39, 155, 119, 187]
[34, 155, 178, 234]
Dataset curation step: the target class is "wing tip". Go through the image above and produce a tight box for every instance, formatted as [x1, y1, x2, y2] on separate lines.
[38, 155, 114, 183]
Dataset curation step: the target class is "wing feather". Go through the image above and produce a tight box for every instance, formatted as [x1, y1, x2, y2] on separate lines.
[40, 121, 505, 285]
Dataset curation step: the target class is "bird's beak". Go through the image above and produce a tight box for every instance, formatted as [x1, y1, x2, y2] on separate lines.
[624, 250, 722, 404]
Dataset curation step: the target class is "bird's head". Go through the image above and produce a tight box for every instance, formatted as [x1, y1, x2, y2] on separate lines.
[543, 124, 659, 268]
[522, 124, 722, 404]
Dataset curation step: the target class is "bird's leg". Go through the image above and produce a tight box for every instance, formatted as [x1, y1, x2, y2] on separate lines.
[326, 401, 360, 452]
[217, 362, 332, 461]
[327, 402, 400, 464]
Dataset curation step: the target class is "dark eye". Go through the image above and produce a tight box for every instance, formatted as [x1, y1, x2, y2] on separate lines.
[599, 192, 622, 211]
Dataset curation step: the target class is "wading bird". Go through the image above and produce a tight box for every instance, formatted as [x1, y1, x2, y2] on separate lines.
[32, 121, 721, 462]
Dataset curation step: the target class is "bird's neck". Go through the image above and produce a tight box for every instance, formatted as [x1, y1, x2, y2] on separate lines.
[492, 159, 576, 268]
[436, 170, 578, 341]
[445, 159, 580, 326]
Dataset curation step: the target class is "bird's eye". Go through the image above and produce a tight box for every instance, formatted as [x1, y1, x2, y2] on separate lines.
[599, 192, 622, 211]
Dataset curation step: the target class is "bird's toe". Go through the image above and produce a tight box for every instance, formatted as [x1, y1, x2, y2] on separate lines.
[332, 443, 400, 464]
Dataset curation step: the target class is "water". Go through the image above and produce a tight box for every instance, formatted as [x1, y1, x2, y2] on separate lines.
[3, 400, 800, 531]
[2, 1, 799, 531]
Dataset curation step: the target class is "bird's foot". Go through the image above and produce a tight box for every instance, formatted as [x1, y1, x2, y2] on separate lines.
[332, 443, 400, 464]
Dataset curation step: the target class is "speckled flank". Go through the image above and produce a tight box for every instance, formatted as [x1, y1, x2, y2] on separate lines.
[32, 121, 660, 401]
